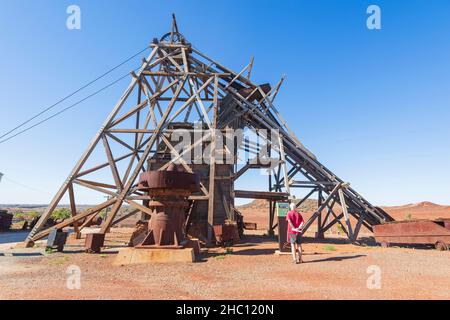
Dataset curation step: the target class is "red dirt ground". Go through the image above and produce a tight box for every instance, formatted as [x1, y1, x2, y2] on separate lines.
[0, 227, 449, 300]
[1, 201, 449, 300]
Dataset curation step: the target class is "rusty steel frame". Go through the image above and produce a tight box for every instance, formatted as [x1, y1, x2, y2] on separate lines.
[26, 15, 394, 247]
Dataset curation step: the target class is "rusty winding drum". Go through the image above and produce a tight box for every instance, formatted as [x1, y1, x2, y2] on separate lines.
[135, 164, 199, 247]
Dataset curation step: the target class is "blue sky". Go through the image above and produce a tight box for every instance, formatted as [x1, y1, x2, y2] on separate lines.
[0, 0, 449, 205]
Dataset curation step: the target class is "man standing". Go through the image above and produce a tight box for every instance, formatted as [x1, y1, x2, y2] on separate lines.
[286, 203, 304, 264]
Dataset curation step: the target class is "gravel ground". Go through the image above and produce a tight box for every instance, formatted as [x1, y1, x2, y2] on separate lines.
[0, 229, 449, 300]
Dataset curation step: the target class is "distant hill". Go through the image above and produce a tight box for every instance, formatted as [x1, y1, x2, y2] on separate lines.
[237, 199, 450, 230]
[238, 199, 319, 213]
[381, 201, 450, 221]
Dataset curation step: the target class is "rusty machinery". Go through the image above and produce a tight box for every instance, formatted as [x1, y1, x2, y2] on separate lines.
[374, 219, 450, 251]
[0, 210, 13, 230]
[130, 164, 200, 249]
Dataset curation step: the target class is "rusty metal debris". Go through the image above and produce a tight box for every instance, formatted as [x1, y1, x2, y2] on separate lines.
[213, 221, 240, 247]
[243, 222, 257, 230]
[85, 233, 105, 253]
[374, 219, 450, 250]
[0, 210, 13, 230]
[46, 229, 68, 252]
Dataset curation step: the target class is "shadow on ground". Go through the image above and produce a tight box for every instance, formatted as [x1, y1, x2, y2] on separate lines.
[0, 231, 28, 244]
[10, 252, 43, 257]
[301, 236, 377, 246]
[306, 254, 366, 263]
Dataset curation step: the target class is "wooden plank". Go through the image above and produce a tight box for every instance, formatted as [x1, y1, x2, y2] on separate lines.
[124, 199, 154, 217]
[339, 188, 354, 240]
[73, 179, 117, 197]
[207, 75, 219, 243]
[278, 134, 291, 195]
[112, 209, 140, 227]
[234, 190, 289, 201]
[247, 56, 254, 79]
[68, 182, 80, 238]
[76, 152, 133, 178]
[31, 198, 117, 242]
[102, 135, 123, 190]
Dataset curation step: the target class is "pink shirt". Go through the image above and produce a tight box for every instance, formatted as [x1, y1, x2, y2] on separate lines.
[286, 210, 304, 235]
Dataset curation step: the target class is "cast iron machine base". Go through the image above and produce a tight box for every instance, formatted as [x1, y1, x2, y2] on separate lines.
[128, 164, 200, 261]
